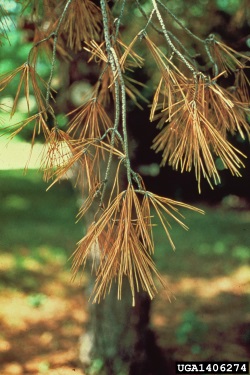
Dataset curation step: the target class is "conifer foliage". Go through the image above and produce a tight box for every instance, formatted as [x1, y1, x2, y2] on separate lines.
[0, 1, 249, 304]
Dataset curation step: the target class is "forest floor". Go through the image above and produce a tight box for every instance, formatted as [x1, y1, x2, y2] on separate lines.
[0, 170, 249, 375]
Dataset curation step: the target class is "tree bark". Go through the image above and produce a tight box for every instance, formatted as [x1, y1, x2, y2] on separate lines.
[79, 273, 172, 375]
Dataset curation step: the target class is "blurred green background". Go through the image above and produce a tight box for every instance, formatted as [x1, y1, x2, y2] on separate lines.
[0, 0, 250, 374]
[0, 168, 249, 374]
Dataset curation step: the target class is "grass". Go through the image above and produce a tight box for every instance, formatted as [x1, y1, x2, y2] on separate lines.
[0, 169, 87, 375]
[0, 169, 81, 250]
[0, 169, 249, 373]
[1, 167, 250, 292]
[0, 169, 82, 295]
[153, 205, 250, 278]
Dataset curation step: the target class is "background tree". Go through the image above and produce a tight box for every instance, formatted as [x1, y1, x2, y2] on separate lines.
[0, 1, 249, 374]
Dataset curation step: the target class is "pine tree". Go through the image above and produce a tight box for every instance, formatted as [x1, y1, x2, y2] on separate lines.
[1, 1, 249, 374]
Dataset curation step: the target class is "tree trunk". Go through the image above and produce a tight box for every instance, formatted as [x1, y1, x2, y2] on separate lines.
[79, 273, 172, 375]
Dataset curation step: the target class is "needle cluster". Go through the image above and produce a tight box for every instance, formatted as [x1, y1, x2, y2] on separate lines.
[0, 0, 249, 303]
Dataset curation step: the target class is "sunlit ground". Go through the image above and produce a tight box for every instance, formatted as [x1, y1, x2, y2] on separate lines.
[0, 141, 250, 374]
[0, 158, 85, 374]
[152, 206, 250, 363]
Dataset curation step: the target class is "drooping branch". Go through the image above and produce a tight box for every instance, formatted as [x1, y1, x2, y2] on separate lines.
[1, 0, 249, 303]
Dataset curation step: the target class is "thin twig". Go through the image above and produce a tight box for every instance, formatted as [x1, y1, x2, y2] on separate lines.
[135, 0, 200, 62]
[152, 0, 196, 75]
[99, 0, 122, 204]
[156, 0, 219, 74]
[205, 35, 219, 77]
[45, 0, 73, 106]
[113, 0, 127, 41]
[157, 0, 204, 43]
[111, 47, 132, 184]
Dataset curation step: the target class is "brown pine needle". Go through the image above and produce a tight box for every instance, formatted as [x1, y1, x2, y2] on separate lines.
[212, 39, 250, 75]
[151, 74, 248, 191]
[67, 99, 113, 143]
[40, 128, 73, 182]
[63, 0, 102, 52]
[0, 63, 54, 119]
[84, 40, 108, 63]
[72, 184, 203, 304]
